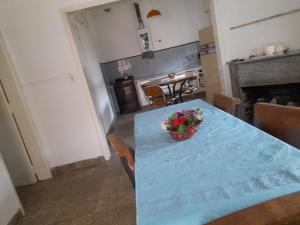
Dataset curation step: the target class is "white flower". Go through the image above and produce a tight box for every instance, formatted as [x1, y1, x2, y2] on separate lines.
[160, 122, 167, 130]
[195, 114, 202, 121]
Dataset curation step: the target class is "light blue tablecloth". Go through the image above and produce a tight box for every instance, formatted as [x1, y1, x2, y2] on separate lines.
[134, 100, 300, 225]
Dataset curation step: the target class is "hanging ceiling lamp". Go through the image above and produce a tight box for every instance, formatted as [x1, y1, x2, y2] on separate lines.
[147, 0, 161, 18]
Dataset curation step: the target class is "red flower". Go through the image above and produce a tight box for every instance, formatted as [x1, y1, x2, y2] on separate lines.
[171, 115, 189, 127]
[180, 116, 188, 124]
[171, 118, 181, 127]
[187, 127, 195, 134]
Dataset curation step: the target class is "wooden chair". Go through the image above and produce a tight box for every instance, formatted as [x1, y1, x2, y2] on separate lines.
[205, 191, 300, 225]
[143, 86, 174, 107]
[213, 93, 241, 116]
[254, 103, 300, 149]
[107, 133, 135, 188]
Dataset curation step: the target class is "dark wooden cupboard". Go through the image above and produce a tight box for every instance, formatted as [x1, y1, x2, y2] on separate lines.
[114, 76, 140, 114]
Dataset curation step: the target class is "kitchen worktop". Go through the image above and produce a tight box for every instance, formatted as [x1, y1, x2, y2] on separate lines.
[134, 66, 202, 84]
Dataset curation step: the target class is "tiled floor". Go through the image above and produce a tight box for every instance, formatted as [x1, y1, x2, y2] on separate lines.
[16, 154, 136, 225]
[15, 93, 205, 225]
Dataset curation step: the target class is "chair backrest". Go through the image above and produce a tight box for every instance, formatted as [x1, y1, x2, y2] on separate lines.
[143, 86, 166, 106]
[254, 103, 300, 149]
[213, 93, 241, 116]
[107, 133, 135, 187]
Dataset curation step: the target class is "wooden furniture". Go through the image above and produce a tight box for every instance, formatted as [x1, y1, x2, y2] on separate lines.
[254, 103, 300, 149]
[199, 26, 222, 103]
[205, 191, 300, 225]
[114, 76, 140, 114]
[142, 73, 197, 103]
[107, 133, 135, 187]
[213, 93, 241, 116]
[134, 99, 300, 224]
[142, 86, 174, 107]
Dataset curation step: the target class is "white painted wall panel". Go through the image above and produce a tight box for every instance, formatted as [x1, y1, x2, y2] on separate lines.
[22, 76, 103, 167]
[141, 0, 210, 51]
[216, 0, 300, 60]
[0, 0, 76, 85]
[88, 0, 210, 62]
[88, 1, 141, 63]
[0, 0, 111, 167]
[210, 0, 300, 94]
[57, 0, 120, 10]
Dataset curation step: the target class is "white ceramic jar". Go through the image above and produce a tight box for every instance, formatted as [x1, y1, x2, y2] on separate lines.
[264, 45, 275, 56]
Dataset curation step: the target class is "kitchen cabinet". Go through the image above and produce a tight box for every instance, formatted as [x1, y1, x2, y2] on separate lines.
[114, 77, 140, 114]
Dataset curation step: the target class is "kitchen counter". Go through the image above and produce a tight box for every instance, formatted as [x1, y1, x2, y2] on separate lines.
[134, 66, 202, 84]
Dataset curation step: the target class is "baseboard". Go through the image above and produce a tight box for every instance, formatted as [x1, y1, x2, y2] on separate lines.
[8, 210, 22, 225]
[51, 157, 105, 176]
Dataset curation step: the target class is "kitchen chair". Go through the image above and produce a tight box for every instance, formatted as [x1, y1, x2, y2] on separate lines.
[107, 133, 135, 188]
[182, 80, 197, 95]
[143, 86, 175, 107]
[213, 93, 241, 116]
[254, 103, 300, 149]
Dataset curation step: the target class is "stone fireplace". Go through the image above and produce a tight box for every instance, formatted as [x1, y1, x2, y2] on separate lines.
[228, 51, 300, 123]
[242, 83, 300, 122]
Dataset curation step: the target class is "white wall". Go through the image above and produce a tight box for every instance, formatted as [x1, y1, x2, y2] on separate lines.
[0, 154, 23, 225]
[0, 0, 210, 168]
[57, 0, 120, 10]
[211, 0, 300, 95]
[0, 0, 112, 167]
[69, 12, 115, 132]
[87, 0, 211, 62]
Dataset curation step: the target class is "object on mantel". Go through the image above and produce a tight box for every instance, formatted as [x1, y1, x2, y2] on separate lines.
[229, 49, 300, 65]
[250, 43, 289, 59]
[114, 76, 140, 114]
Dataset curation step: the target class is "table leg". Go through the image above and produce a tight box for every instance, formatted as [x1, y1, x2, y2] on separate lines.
[179, 81, 186, 103]
[172, 84, 177, 98]
[167, 85, 172, 97]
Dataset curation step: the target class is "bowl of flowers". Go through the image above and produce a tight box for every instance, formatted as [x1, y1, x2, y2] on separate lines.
[161, 108, 203, 141]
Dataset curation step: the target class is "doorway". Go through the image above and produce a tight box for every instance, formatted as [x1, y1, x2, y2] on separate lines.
[66, 12, 116, 133]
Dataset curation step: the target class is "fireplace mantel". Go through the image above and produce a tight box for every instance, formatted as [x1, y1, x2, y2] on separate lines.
[229, 50, 300, 89]
[228, 51, 300, 121]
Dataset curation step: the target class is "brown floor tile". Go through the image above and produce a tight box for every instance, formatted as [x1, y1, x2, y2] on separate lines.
[14, 96, 205, 225]
[15, 154, 136, 225]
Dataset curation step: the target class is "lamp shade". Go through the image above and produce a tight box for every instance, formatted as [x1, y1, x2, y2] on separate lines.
[147, 9, 161, 18]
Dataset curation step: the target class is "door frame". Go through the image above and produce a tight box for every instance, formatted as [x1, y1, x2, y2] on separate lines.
[0, 79, 37, 186]
[59, 5, 119, 161]
[0, 32, 52, 180]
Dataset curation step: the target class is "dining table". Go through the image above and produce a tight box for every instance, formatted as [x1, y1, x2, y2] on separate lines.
[142, 73, 197, 103]
[134, 99, 300, 225]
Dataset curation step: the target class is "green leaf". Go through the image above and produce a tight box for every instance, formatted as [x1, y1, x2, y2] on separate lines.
[166, 124, 173, 130]
[178, 124, 186, 133]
